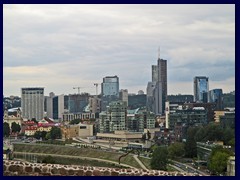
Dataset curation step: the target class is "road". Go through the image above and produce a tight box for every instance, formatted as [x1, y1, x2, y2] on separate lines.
[170, 159, 209, 176]
[133, 155, 148, 170]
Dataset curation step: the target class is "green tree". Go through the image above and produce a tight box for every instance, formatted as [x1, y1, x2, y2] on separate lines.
[150, 146, 168, 170]
[223, 127, 234, 145]
[208, 152, 230, 175]
[147, 130, 151, 140]
[208, 146, 233, 175]
[50, 127, 62, 140]
[11, 122, 21, 133]
[185, 127, 198, 158]
[34, 131, 42, 139]
[45, 132, 51, 140]
[168, 142, 185, 159]
[3, 122, 10, 137]
[42, 155, 56, 164]
[69, 119, 81, 125]
[142, 133, 146, 142]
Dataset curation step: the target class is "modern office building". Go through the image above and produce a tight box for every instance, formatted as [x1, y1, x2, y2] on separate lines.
[46, 92, 64, 120]
[119, 89, 128, 106]
[68, 93, 89, 113]
[208, 89, 223, 110]
[146, 82, 156, 111]
[101, 76, 119, 97]
[193, 76, 209, 103]
[146, 57, 167, 115]
[156, 59, 167, 115]
[21, 87, 44, 120]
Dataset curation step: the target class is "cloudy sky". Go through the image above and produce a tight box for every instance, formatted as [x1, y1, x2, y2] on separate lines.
[3, 4, 235, 97]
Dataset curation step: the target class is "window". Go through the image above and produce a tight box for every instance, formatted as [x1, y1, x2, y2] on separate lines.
[80, 126, 87, 129]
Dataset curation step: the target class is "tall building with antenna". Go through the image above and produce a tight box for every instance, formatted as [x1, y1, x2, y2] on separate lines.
[147, 48, 167, 115]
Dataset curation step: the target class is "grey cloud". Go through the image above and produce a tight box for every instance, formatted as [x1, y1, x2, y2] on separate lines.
[3, 4, 235, 96]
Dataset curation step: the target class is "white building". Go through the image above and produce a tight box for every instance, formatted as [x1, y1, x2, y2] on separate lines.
[21, 87, 44, 120]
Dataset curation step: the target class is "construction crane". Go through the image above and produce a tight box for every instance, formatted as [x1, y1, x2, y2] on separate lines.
[73, 87, 82, 94]
[93, 83, 99, 96]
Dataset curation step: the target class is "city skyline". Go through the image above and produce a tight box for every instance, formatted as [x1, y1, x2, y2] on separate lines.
[3, 4, 235, 97]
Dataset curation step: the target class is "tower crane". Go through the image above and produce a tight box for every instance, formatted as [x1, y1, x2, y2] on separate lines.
[73, 87, 82, 94]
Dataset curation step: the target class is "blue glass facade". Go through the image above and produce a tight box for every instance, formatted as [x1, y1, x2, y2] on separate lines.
[208, 89, 223, 110]
[194, 77, 209, 103]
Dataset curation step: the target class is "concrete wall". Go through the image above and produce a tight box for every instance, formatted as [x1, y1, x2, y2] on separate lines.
[4, 160, 199, 176]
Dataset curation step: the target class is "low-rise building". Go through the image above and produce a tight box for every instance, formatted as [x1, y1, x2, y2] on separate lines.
[3, 108, 23, 128]
[96, 130, 142, 142]
[61, 123, 93, 139]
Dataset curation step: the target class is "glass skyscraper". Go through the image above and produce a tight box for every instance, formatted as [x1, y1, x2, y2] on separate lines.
[208, 89, 223, 110]
[101, 76, 119, 97]
[193, 76, 209, 103]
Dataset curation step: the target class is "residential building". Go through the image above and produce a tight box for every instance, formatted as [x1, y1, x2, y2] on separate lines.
[62, 112, 95, 122]
[168, 108, 207, 130]
[119, 89, 128, 106]
[184, 102, 216, 123]
[193, 76, 209, 103]
[21, 87, 44, 120]
[126, 109, 155, 132]
[214, 111, 225, 123]
[88, 96, 101, 114]
[99, 101, 127, 133]
[219, 111, 235, 129]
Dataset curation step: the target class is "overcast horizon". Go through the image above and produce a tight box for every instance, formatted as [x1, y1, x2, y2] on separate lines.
[3, 4, 235, 97]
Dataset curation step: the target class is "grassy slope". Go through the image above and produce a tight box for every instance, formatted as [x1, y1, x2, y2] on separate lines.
[13, 143, 141, 169]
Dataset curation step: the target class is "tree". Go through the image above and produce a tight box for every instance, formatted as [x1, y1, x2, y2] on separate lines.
[223, 127, 234, 145]
[142, 133, 147, 142]
[208, 146, 233, 175]
[34, 131, 42, 139]
[42, 155, 56, 164]
[3, 122, 10, 137]
[69, 119, 81, 125]
[168, 142, 185, 159]
[209, 152, 229, 175]
[11, 122, 21, 133]
[150, 146, 168, 170]
[184, 127, 198, 158]
[49, 127, 62, 140]
[147, 130, 151, 140]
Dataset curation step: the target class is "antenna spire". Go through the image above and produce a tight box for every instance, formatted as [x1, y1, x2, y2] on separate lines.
[158, 46, 160, 60]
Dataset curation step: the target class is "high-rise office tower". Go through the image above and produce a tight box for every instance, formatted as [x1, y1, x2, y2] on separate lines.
[101, 76, 119, 97]
[147, 52, 167, 115]
[46, 92, 64, 120]
[194, 76, 209, 103]
[21, 87, 44, 120]
[208, 89, 223, 110]
[156, 58, 167, 114]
